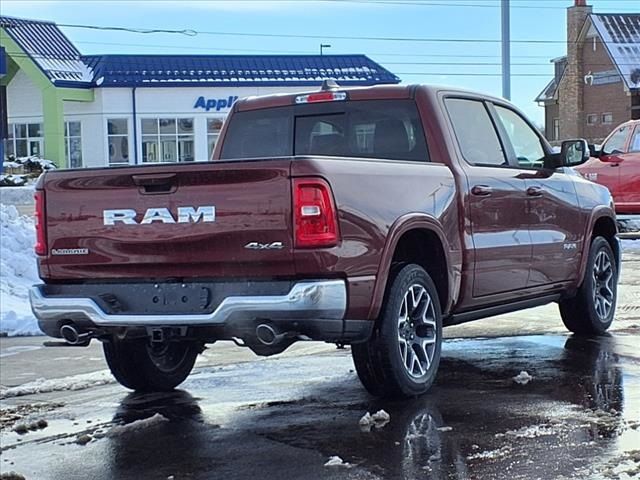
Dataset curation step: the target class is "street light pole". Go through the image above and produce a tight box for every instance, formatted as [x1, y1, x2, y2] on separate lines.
[320, 44, 331, 56]
[501, 0, 511, 100]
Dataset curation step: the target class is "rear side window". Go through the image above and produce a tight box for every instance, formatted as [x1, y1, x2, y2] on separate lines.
[220, 109, 292, 159]
[445, 98, 507, 167]
[220, 100, 429, 162]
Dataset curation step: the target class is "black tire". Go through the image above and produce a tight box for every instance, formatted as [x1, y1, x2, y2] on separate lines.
[559, 236, 618, 335]
[103, 338, 200, 391]
[352, 264, 443, 398]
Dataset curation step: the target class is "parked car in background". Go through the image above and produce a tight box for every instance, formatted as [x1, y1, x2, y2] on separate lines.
[575, 120, 640, 220]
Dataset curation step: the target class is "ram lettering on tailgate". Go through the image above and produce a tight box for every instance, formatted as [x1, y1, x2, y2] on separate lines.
[103, 206, 216, 225]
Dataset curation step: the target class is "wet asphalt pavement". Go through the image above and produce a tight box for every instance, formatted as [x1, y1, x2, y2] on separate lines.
[1, 247, 639, 480]
[1, 333, 639, 480]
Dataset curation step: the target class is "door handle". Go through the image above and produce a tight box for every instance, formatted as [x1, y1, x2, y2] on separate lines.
[132, 173, 177, 194]
[471, 185, 493, 196]
[526, 186, 543, 197]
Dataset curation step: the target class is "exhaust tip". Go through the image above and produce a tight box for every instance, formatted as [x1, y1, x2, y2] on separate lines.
[60, 324, 90, 345]
[256, 324, 278, 346]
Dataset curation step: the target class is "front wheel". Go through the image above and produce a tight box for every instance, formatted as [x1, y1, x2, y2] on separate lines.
[103, 338, 200, 391]
[559, 236, 618, 335]
[352, 264, 443, 398]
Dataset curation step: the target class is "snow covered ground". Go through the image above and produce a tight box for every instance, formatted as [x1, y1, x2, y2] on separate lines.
[0, 203, 42, 336]
[0, 185, 35, 206]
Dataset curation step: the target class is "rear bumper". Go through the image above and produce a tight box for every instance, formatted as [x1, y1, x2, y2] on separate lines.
[30, 280, 346, 326]
[30, 280, 370, 342]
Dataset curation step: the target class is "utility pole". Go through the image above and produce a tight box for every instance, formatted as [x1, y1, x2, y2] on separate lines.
[501, 0, 511, 100]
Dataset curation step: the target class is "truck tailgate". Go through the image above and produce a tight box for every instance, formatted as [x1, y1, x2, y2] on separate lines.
[39, 160, 294, 280]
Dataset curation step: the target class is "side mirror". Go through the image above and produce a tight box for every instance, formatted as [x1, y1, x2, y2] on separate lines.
[560, 139, 590, 167]
[588, 144, 601, 158]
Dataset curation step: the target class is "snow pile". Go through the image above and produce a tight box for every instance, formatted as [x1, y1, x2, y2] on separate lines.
[0, 204, 42, 336]
[0, 175, 28, 187]
[324, 456, 351, 468]
[622, 239, 640, 252]
[3, 156, 56, 173]
[0, 185, 35, 206]
[0, 370, 114, 399]
[359, 409, 391, 431]
[512, 371, 533, 385]
[107, 413, 169, 437]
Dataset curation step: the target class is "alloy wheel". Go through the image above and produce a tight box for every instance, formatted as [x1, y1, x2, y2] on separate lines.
[397, 284, 438, 379]
[592, 250, 614, 322]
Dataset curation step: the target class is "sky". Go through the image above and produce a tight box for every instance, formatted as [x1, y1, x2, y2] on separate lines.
[2, 0, 639, 125]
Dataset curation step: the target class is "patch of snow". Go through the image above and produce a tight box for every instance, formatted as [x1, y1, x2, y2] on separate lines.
[0, 204, 42, 336]
[0, 185, 35, 206]
[622, 239, 640, 252]
[467, 445, 512, 460]
[106, 413, 169, 437]
[437, 426, 453, 432]
[0, 370, 114, 399]
[371, 409, 390, 423]
[324, 456, 351, 468]
[359, 409, 391, 431]
[505, 424, 558, 438]
[512, 370, 533, 385]
[0, 174, 28, 187]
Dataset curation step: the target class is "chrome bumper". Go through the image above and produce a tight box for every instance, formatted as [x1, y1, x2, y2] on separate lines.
[29, 280, 347, 327]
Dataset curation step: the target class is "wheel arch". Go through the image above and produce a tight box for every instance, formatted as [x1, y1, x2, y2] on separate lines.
[368, 214, 461, 320]
[576, 208, 620, 288]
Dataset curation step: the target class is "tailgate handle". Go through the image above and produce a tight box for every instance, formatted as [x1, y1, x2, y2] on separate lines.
[132, 174, 177, 194]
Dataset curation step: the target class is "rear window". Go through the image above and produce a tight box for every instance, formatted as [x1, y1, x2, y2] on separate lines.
[220, 99, 429, 162]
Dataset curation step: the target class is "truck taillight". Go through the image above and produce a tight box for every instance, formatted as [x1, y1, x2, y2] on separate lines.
[293, 178, 340, 248]
[34, 191, 47, 256]
[295, 91, 347, 104]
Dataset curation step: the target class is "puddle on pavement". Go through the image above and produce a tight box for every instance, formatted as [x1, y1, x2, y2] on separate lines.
[1, 334, 639, 480]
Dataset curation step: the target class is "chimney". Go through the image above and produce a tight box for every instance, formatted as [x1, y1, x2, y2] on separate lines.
[559, 0, 592, 139]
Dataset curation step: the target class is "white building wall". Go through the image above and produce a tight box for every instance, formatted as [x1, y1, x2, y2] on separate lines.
[7, 70, 43, 122]
[7, 81, 318, 167]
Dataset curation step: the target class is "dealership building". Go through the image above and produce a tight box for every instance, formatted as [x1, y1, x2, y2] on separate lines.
[0, 15, 400, 168]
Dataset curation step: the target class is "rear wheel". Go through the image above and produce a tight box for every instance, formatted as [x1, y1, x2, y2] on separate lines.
[103, 338, 200, 391]
[559, 236, 617, 335]
[352, 264, 442, 398]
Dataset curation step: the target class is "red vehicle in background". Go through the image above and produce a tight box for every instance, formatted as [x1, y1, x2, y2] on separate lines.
[576, 120, 640, 225]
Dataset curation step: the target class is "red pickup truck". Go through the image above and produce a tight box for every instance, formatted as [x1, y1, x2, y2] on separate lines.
[30, 84, 620, 398]
[575, 120, 640, 227]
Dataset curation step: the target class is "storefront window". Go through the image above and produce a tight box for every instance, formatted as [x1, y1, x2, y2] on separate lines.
[65, 121, 83, 168]
[142, 118, 194, 163]
[207, 118, 224, 160]
[4, 123, 43, 159]
[107, 119, 130, 166]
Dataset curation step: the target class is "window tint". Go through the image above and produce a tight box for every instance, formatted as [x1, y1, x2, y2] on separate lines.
[220, 108, 292, 159]
[445, 98, 506, 167]
[631, 128, 640, 153]
[602, 126, 629, 155]
[295, 101, 428, 162]
[220, 100, 429, 162]
[494, 105, 545, 169]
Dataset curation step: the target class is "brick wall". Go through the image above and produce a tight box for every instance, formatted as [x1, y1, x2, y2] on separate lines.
[559, 4, 592, 140]
[581, 36, 630, 142]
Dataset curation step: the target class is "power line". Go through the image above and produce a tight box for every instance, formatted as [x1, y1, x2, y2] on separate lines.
[75, 40, 560, 59]
[9, 52, 639, 68]
[57, 22, 577, 44]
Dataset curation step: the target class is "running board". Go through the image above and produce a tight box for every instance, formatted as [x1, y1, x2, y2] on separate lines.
[445, 294, 561, 326]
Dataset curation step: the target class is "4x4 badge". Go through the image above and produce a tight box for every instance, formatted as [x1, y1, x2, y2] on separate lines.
[244, 242, 285, 250]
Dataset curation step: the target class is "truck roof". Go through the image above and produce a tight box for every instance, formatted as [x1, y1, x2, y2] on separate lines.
[233, 83, 508, 112]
